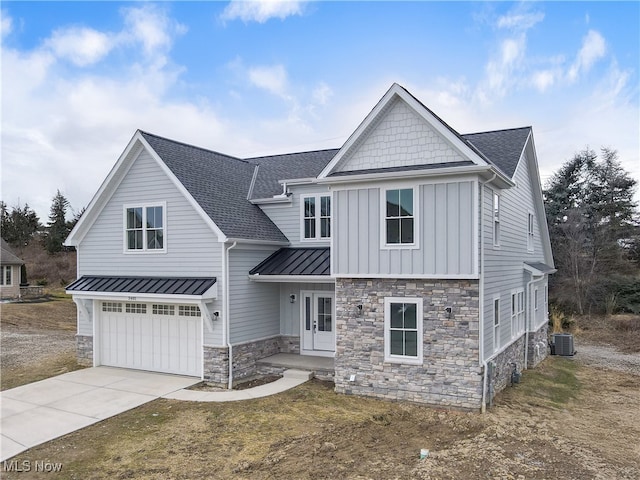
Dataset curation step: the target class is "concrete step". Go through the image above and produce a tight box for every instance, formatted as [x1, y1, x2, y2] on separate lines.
[282, 369, 314, 380]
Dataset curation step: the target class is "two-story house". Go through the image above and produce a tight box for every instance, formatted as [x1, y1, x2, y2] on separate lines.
[65, 83, 554, 410]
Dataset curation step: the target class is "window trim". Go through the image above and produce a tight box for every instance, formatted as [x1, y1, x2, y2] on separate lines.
[510, 289, 525, 339]
[527, 211, 535, 252]
[492, 191, 501, 248]
[1, 266, 12, 286]
[384, 297, 423, 364]
[381, 186, 419, 249]
[300, 194, 331, 242]
[123, 202, 167, 254]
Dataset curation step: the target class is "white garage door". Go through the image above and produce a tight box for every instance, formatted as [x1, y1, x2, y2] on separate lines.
[98, 302, 202, 377]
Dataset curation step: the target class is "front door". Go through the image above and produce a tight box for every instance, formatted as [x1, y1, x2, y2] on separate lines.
[301, 292, 335, 354]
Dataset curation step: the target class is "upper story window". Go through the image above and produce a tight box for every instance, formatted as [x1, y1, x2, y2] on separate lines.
[527, 213, 534, 251]
[124, 203, 166, 252]
[301, 194, 331, 241]
[1, 266, 12, 286]
[384, 188, 415, 246]
[384, 297, 423, 364]
[493, 192, 501, 247]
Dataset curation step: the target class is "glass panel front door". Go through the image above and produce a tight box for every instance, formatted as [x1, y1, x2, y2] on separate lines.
[302, 292, 335, 352]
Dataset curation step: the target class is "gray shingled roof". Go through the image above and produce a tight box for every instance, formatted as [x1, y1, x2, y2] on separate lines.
[462, 127, 531, 178]
[246, 149, 338, 199]
[141, 132, 288, 243]
[1, 238, 24, 265]
[67, 275, 216, 295]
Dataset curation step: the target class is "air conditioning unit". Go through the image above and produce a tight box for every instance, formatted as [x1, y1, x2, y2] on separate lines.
[552, 333, 575, 356]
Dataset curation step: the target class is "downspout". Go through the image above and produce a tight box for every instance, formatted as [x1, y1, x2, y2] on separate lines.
[480, 173, 497, 414]
[524, 274, 535, 369]
[225, 241, 238, 389]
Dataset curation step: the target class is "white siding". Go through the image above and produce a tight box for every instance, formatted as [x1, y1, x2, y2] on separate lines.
[228, 248, 281, 344]
[259, 184, 331, 247]
[77, 300, 94, 336]
[279, 282, 335, 335]
[334, 181, 475, 276]
[336, 98, 465, 173]
[482, 151, 549, 360]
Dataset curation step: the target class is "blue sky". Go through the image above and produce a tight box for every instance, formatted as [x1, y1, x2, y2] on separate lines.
[2, 1, 638, 220]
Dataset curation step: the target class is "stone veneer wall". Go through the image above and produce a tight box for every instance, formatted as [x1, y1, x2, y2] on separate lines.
[334, 278, 483, 410]
[278, 335, 300, 354]
[76, 335, 93, 366]
[526, 323, 549, 368]
[488, 336, 525, 399]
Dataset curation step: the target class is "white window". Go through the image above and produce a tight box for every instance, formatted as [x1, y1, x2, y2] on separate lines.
[384, 297, 423, 364]
[1, 266, 12, 286]
[301, 194, 331, 240]
[493, 192, 500, 247]
[152, 304, 175, 315]
[384, 188, 415, 246]
[179, 305, 201, 317]
[511, 290, 525, 338]
[124, 204, 166, 252]
[493, 297, 501, 351]
[527, 213, 534, 251]
[125, 303, 147, 314]
[102, 302, 122, 312]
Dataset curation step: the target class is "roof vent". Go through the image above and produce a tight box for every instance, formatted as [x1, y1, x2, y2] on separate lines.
[551, 333, 575, 356]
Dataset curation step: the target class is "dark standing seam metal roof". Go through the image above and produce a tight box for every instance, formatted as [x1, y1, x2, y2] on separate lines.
[66, 276, 217, 296]
[140, 132, 288, 243]
[250, 248, 330, 276]
[524, 262, 556, 275]
[246, 149, 339, 199]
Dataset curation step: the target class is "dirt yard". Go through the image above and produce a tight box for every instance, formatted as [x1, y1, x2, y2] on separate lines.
[1, 296, 639, 479]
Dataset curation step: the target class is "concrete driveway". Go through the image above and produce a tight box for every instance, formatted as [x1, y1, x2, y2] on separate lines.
[0, 367, 200, 461]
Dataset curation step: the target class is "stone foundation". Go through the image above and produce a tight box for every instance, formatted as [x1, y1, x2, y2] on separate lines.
[527, 322, 549, 368]
[203, 345, 229, 386]
[334, 278, 483, 410]
[278, 335, 300, 354]
[76, 335, 93, 366]
[488, 336, 526, 401]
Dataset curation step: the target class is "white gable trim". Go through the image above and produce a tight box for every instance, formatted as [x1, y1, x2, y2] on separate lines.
[318, 83, 489, 179]
[65, 131, 227, 246]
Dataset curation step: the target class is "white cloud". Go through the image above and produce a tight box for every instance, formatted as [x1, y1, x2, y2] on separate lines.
[531, 70, 555, 92]
[1, 10, 12, 38]
[248, 64, 289, 97]
[46, 27, 113, 66]
[496, 11, 544, 31]
[568, 30, 606, 82]
[312, 82, 333, 105]
[120, 4, 187, 57]
[221, 0, 305, 24]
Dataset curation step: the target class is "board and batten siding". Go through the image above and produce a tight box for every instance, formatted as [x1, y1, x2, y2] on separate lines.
[279, 282, 335, 336]
[333, 180, 475, 277]
[482, 150, 548, 361]
[259, 184, 332, 247]
[77, 148, 224, 345]
[228, 248, 281, 344]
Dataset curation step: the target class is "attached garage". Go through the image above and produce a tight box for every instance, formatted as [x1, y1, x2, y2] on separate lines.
[98, 301, 202, 377]
[67, 276, 217, 378]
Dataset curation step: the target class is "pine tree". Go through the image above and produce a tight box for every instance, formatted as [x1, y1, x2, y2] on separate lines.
[0, 201, 41, 247]
[43, 190, 71, 254]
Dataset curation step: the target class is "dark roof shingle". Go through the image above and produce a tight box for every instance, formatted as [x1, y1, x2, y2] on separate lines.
[1, 239, 24, 265]
[462, 127, 531, 178]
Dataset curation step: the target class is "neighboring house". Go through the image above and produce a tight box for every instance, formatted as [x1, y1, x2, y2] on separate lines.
[65, 84, 554, 409]
[1, 238, 24, 299]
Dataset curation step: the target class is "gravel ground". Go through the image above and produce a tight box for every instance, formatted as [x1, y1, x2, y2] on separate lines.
[573, 340, 640, 375]
[0, 329, 75, 370]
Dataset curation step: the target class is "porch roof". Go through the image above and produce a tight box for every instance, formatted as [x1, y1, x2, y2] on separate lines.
[66, 276, 217, 296]
[250, 247, 330, 276]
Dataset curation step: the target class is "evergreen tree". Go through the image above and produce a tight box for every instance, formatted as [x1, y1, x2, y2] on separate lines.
[0, 201, 41, 246]
[544, 148, 638, 314]
[43, 190, 71, 254]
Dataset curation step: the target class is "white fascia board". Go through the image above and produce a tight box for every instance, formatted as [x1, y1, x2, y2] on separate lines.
[136, 134, 228, 243]
[67, 290, 217, 302]
[333, 273, 480, 280]
[525, 133, 555, 268]
[278, 177, 316, 186]
[224, 237, 289, 246]
[65, 133, 144, 246]
[250, 196, 293, 205]
[249, 274, 335, 284]
[318, 83, 490, 179]
[318, 165, 514, 189]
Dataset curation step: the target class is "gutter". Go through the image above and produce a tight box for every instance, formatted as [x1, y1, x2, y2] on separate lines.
[479, 173, 497, 414]
[524, 274, 535, 369]
[225, 241, 238, 389]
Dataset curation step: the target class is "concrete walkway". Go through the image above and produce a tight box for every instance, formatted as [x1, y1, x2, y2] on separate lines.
[1, 367, 313, 461]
